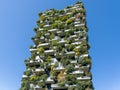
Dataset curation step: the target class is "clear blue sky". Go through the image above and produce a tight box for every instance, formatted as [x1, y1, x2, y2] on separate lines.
[0, 0, 120, 90]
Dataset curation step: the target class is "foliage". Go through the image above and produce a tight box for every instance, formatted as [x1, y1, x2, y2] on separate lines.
[34, 27, 38, 32]
[39, 23, 45, 28]
[38, 12, 43, 16]
[68, 87, 75, 90]
[40, 15, 45, 21]
[38, 82, 45, 87]
[51, 22, 58, 28]
[51, 40, 58, 46]
[40, 62, 44, 68]
[66, 19, 72, 25]
[40, 74, 48, 81]
[38, 47, 44, 54]
[29, 75, 37, 81]
[56, 45, 62, 52]
[62, 59, 70, 67]
[58, 80, 65, 87]
[30, 52, 36, 60]
[65, 75, 76, 85]
[24, 70, 32, 76]
[36, 32, 41, 38]
[65, 64, 74, 73]
[50, 33, 55, 39]
[54, 61, 59, 67]
[20, 80, 30, 90]
[46, 56, 52, 63]
[68, 44, 75, 51]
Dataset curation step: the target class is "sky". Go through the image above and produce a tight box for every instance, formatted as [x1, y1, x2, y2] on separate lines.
[0, 0, 120, 90]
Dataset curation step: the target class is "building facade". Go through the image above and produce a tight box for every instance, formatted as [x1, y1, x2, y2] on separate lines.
[20, 2, 94, 90]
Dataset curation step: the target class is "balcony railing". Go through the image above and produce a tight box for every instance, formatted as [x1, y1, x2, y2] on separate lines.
[48, 29, 58, 33]
[66, 51, 75, 56]
[75, 24, 85, 27]
[22, 75, 28, 78]
[70, 60, 77, 64]
[45, 77, 54, 84]
[71, 41, 81, 45]
[51, 84, 67, 89]
[57, 31, 65, 36]
[35, 68, 45, 72]
[38, 43, 50, 47]
[70, 70, 84, 75]
[80, 54, 88, 57]
[77, 76, 91, 80]
[43, 24, 51, 28]
[44, 50, 54, 55]
[29, 48, 37, 52]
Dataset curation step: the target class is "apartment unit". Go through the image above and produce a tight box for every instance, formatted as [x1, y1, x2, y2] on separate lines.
[20, 2, 94, 90]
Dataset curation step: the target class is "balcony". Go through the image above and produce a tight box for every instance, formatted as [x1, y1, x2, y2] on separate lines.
[65, 29, 70, 32]
[53, 63, 65, 71]
[75, 18, 80, 21]
[38, 43, 50, 48]
[80, 54, 88, 58]
[45, 33, 50, 38]
[43, 24, 51, 28]
[70, 35, 77, 39]
[66, 51, 75, 56]
[29, 48, 37, 53]
[48, 29, 58, 33]
[22, 75, 28, 78]
[51, 58, 57, 65]
[80, 65, 90, 71]
[71, 41, 81, 45]
[74, 31, 82, 35]
[35, 68, 45, 73]
[44, 50, 54, 55]
[66, 12, 72, 15]
[57, 31, 65, 36]
[64, 8, 72, 12]
[38, 28, 44, 31]
[76, 8, 83, 11]
[75, 24, 85, 27]
[50, 36, 60, 42]
[45, 77, 55, 84]
[51, 84, 67, 89]
[70, 60, 77, 64]
[70, 70, 84, 75]
[74, 21, 81, 24]
[58, 39, 66, 45]
[77, 76, 91, 80]
[75, 65, 79, 69]
[25, 60, 41, 66]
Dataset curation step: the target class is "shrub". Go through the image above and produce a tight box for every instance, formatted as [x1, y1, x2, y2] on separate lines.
[40, 63, 44, 68]
[58, 81, 65, 87]
[38, 12, 43, 16]
[51, 40, 58, 46]
[24, 70, 32, 76]
[39, 23, 44, 28]
[36, 32, 41, 38]
[46, 56, 52, 63]
[66, 19, 72, 25]
[65, 64, 74, 73]
[29, 75, 37, 81]
[38, 47, 44, 54]
[40, 15, 45, 21]
[65, 75, 76, 85]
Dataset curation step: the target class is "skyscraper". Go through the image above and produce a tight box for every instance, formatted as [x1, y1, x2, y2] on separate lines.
[20, 1, 94, 90]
